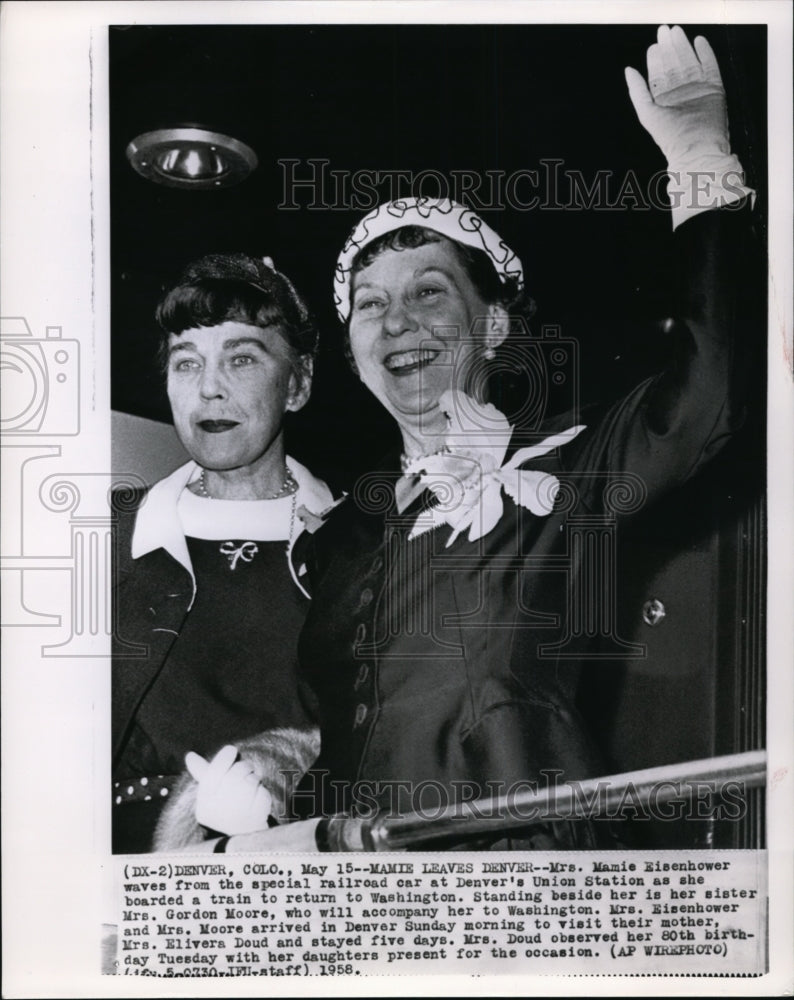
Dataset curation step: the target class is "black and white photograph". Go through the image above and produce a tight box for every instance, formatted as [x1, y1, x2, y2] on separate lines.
[110, 19, 767, 852]
[1, 1, 792, 995]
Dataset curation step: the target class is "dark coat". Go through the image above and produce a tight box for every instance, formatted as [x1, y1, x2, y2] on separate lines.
[295, 204, 756, 848]
[111, 488, 192, 769]
[111, 460, 332, 773]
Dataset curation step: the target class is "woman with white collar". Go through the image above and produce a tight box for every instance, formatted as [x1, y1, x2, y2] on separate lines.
[111, 252, 332, 853]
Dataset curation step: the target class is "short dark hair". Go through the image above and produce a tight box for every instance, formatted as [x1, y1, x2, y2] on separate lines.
[344, 225, 535, 377]
[156, 253, 317, 371]
[349, 225, 533, 319]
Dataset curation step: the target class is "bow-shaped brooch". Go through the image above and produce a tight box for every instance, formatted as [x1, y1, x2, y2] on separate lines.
[220, 540, 260, 570]
[404, 390, 586, 547]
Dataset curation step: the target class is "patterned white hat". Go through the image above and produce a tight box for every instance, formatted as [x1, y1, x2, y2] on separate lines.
[333, 198, 524, 322]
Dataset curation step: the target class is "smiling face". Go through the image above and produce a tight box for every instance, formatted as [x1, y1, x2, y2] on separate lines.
[348, 238, 506, 440]
[166, 321, 308, 472]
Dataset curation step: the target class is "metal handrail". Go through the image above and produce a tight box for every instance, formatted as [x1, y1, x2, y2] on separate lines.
[315, 749, 766, 852]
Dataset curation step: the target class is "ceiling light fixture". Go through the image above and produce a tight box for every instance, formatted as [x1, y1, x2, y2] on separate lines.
[125, 127, 258, 189]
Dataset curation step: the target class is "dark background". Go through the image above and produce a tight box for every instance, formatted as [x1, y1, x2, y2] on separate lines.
[110, 23, 767, 847]
[110, 22, 766, 491]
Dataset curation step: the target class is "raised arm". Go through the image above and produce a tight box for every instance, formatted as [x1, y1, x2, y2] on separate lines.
[625, 25, 753, 230]
[570, 26, 758, 502]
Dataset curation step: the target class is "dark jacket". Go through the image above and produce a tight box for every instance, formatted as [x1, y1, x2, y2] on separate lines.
[112, 459, 333, 772]
[295, 204, 756, 848]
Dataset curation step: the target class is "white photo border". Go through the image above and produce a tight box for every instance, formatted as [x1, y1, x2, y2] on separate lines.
[1, 1, 791, 997]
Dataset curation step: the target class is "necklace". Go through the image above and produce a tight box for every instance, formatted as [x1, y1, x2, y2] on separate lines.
[400, 445, 451, 474]
[286, 490, 297, 552]
[198, 466, 298, 500]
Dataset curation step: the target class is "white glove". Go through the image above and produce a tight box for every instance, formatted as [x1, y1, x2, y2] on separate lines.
[625, 25, 753, 228]
[185, 745, 273, 836]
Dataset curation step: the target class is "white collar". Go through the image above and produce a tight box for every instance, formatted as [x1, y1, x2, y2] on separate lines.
[130, 457, 333, 602]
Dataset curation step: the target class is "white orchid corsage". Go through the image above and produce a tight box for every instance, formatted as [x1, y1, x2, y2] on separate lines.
[404, 390, 586, 546]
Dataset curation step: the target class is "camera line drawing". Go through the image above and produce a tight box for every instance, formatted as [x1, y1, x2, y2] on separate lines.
[1, 315, 144, 656]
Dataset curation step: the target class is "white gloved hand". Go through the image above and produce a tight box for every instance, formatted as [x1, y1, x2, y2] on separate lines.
[186, 745, 273, 836]
[625, 25, 728, 163]
[625, 25, 752, 228]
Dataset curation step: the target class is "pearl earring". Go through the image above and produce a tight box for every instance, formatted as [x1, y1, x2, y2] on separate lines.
[484, 346, 496, 360]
